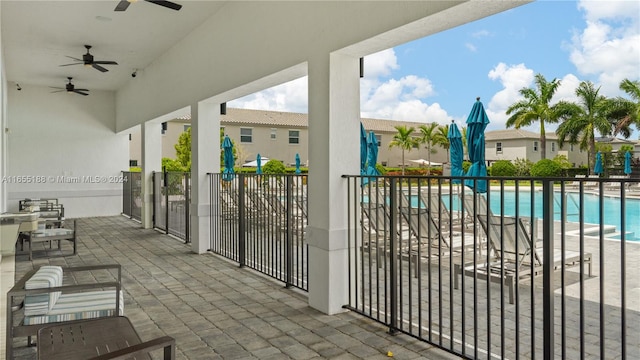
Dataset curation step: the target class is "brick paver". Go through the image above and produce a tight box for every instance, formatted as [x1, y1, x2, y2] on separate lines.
[10, 216, 457, 360]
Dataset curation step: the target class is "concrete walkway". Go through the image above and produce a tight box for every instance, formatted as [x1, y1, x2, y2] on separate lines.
[8, 216, 458, 360]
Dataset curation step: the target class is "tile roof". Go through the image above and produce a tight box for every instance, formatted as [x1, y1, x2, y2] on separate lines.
[176, 108, 435, 133]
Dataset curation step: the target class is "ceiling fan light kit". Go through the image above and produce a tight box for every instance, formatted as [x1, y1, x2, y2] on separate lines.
[51, 1, 182, 97]
[115, 0, 182, 12]
[50, 77, 90, 96]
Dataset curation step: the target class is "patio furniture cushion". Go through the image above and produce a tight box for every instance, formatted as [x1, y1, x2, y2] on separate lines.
[31, 227, 73, 239]
[24, 266, 63, 316]
[24, 290, 124, 325]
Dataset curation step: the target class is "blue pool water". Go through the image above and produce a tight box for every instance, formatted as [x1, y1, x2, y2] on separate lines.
[446, 191, 640, 242]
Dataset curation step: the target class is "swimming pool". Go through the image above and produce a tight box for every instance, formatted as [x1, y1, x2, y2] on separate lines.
[450, 191, 640, 242]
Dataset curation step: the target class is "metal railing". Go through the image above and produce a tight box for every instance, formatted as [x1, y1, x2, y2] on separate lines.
[343, 174, 639, 360]
[209, 173, 308, 291]
[121, 171, 142, 221]
[153, 171, 190, 242]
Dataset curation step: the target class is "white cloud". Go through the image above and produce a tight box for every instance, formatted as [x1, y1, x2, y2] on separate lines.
[362, 48, 399, 78]
[230, 48, 450, 125]
[472, 29, 491, 38]
[465, 43, 477, 52]
[485, 63, 535, 129]
[569, 0, 640, 95]
[228, 77, 308, 113]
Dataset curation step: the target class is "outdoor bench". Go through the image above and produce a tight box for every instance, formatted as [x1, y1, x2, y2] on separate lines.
[5, 264, 123, 360]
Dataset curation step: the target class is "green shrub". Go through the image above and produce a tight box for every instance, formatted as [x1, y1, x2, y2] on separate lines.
[162, 157, 187, 172]
[262, 159, 286, 174]
[462, 161, 472, 173]
[375, 163, 387, 175]
[530, 159, 562, 177]
[489, 160, 516, 176]
[513, 158, 534, 177]
[552, 155, 572, 169]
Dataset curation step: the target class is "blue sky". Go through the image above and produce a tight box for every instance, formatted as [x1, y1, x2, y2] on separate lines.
[229, 0, 640, 137]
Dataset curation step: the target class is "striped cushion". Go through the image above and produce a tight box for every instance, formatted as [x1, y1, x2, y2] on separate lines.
[31, 228, 73, 239]
[23, 290, 124, 325]
[24, 266, 63, 316]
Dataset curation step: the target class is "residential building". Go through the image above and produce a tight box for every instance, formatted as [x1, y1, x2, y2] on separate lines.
[129, 108, 450, 169]
[485, 129, 589, 166]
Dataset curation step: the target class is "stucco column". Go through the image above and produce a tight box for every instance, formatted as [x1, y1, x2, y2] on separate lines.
[141, 121, 162, 229]
[190, 101, 219, 254]
[307, 52, 360, 315]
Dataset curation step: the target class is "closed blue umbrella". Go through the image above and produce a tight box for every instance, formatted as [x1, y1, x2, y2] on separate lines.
[256, 153, 263, 175]
[295, 153, 301, 174]
[363, 131, 381, 186]
[360, 123, 367, 176]
[594, 151, 603, 175]
[624, 151, 632, 175]
[222, 135, 235, 181]
[464, 98, 490, 193]
[448, 120, 464, 184]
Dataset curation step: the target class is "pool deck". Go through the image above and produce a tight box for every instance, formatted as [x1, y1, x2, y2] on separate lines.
[3, 212, 639, 359]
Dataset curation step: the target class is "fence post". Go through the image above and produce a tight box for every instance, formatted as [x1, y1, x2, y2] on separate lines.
[184, 173, 190, 244]
[542, 179, 555, 360]
[164, 168, 169, 234]
[285, 175, 294, 288]
[238, 174, 246, 268]
[389, 178, 398, 334]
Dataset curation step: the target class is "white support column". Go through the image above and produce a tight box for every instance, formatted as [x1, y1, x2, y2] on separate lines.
[141, 122, 162, 229]
[306, 52, 360, 315]
[190, 101, 219, 254]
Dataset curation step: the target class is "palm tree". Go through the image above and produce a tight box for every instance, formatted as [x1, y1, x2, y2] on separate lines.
[610, 79, 640, 136]
[506, 73, 562, 160]
[418, 123, 441, 175]
[436, 124, 450, 161]
[389, 125, 416, 175]
[555, 81, 614, 171]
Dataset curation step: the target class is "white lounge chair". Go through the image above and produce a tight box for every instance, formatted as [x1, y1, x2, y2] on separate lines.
[454, 215, 593, 304]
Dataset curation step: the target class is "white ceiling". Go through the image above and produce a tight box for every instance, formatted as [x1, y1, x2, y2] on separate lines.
[1, 0, 225, 92]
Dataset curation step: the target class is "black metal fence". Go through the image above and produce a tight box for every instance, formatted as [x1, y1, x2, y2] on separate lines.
[153, 171, 190, 242]
[121, 171, 142, 221]
[210, 173, 308, 291]
[343, 175, 639, 360]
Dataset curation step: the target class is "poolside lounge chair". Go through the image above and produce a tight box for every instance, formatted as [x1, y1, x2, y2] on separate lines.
[453, 215, 593, 304]
[584, 175, 600, 189]
[414, 190, 461, 232]
[604, 175, 629, 190]
[399, 190, 449, 255]
[568, 174, 586, 189]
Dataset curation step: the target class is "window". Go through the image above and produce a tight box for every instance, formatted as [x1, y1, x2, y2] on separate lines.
[496, 142, 503, 153]
[570, 144, 574, 151]
[288, 130, 300, 144]
[129, 160, 138, 167]
[375, 134, 382, 147]
[551, 142, 556, 152]
[183, 125, 191, 132]
[533, 141, 539, 152]
[240, 128, 252, 143]
[270, 128, 277, 140]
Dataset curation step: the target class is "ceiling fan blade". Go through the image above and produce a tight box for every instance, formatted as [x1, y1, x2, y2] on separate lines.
[73, 90, 90, 96]
[50, 89, 65, 93]
[74, 88, 89, 92]
[92, 64, 109, 72]
[65, 56, 83, 62]
[146, 0, 182, 11]
[114, 0, 130, 11]
[93, 61, 118, 65]
[60, 63, 82, 67]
